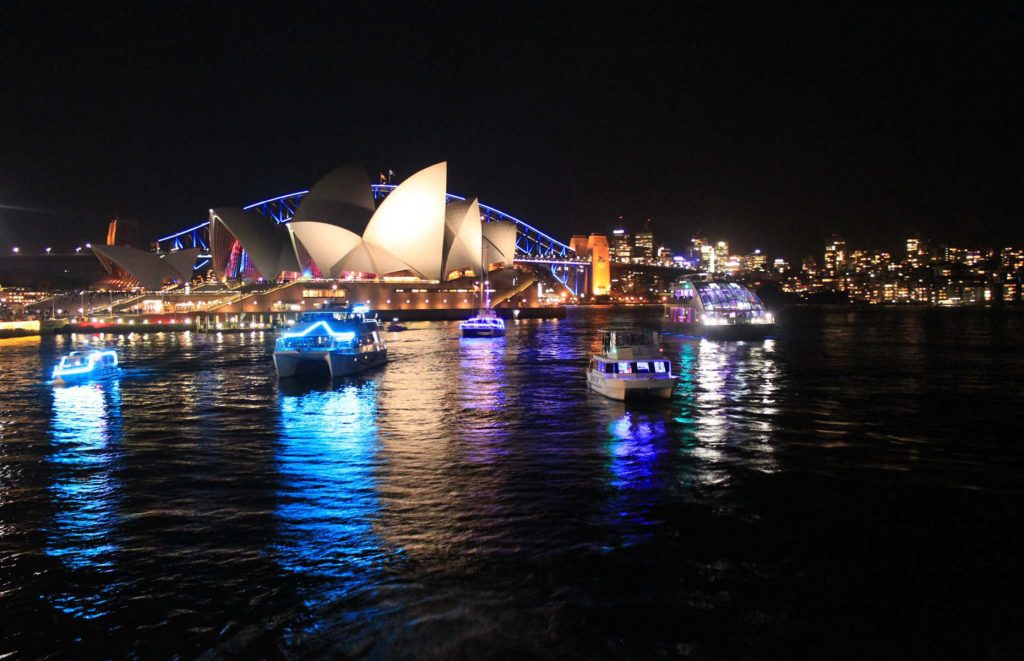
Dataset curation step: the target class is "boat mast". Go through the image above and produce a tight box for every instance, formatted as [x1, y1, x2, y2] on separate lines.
[481, 243, 490, 311]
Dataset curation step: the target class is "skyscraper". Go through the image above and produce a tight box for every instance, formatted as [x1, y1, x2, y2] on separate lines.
[714, 241, 729, 273]
[634, 219, 654, 261]
[824, 235, 847, 276]
[610, 228, 632, 262]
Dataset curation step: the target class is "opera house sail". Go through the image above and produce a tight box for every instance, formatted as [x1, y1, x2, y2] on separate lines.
[92, 244, 199, 291]
[288, 162, 491, 282]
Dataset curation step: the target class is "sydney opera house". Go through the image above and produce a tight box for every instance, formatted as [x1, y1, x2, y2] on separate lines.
[88, 163, 568, 324]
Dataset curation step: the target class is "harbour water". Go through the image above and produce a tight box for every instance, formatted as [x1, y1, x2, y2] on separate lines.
[1, 307, 1022, 658]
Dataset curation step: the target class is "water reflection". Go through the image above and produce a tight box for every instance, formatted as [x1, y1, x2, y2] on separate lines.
[46, 379, 123, 618]
[673, 338, 781, 480]
[274, 381, 391, 603]
[597, 404, 670, 546]
[457, 337, 508, 463]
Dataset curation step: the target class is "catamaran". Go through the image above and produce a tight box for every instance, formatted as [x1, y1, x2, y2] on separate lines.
[273, 305, 387, 379]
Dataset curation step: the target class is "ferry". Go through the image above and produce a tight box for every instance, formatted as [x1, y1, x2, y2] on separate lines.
[461, 268, 505, 338]
[273, 305, 387, 379]
[460, 308, 506, 338]
[587, 329, 675, 400]
[663, 276, 775, 340]
[52, 349, 120, 384]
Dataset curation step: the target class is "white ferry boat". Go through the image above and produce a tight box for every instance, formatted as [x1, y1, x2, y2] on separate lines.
[663, 276, 775, 340]
[587, 330, 675, 401]
[52, 349, 120, 384]
[273, 305, 387, 379]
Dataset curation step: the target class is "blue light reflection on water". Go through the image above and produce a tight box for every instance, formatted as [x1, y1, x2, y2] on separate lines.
[600, 407, 669, 546]
[45, 379, 123, 619]
[273, 380, 396, 607]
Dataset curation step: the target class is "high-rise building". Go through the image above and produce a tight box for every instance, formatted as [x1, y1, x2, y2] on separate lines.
[699, 244, 716, 272]
[610, 228, 632, 262]
[634, 219, 654, 261]
[906, 235, 931, 268]
[690, 237, 706, 267]
[714, 241, 729, 273]
[824, 235, 847, 276]
[742, 249, 767, 272]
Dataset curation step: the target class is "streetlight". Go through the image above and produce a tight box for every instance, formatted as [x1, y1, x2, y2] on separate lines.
[76, 247, 82, 253]
[11, 247, 18, 253]
[45, 247, 52, 254]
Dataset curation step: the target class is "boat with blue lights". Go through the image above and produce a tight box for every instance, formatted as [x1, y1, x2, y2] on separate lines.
[52, 349, 120, 384]
[460, 267, 506, 338]
[273, 305, 387, 379]
[663, 276, 775, 340]
[460, 308, 506, 338]
[587, 330, 675, 400]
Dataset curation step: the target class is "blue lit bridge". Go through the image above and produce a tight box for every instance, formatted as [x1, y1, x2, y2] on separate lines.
[157, 185, 590, 294]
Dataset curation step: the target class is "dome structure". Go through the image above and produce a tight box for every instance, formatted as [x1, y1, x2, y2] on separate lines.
[290, 162, 458, 281]
[482, 221, 517, 269]
[443, 199, 483, 279]
[289, 164, 376, 235]
[209, 207, 300, 281]
[92, 245, 199, 291]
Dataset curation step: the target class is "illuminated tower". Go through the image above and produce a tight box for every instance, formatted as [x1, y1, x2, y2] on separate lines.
[587, 234, 611, 296]
[106, 217, 142, 248]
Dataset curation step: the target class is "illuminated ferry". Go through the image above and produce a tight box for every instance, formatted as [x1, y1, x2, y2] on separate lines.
[461, 272, 506, 338]
[460, 308, 506, 338]
[663, 276, 775, 340]
[52, 349, 120, 384]
[587, 330, 675, 401]
[273, 305, 387, 379]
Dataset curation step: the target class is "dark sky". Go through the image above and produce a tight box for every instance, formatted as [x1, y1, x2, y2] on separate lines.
[1, 1, 1021, 260]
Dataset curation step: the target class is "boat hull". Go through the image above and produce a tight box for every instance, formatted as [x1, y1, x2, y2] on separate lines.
[586, 370, 674, 401]
[274, 348, 387, 379]
[54, 366, 120, 385]
[662, 320, 775, 341]
[461, 328, 505, 338]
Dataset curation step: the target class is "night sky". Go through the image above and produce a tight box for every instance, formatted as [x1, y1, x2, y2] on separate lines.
[1, 2, 1021, 260]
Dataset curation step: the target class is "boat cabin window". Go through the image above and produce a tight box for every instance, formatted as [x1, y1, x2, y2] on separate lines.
[617, 362, 632, 374]
[654, 361, 667, 374]
[636, 361, 650, 372]
[669, 307, 695, 323]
